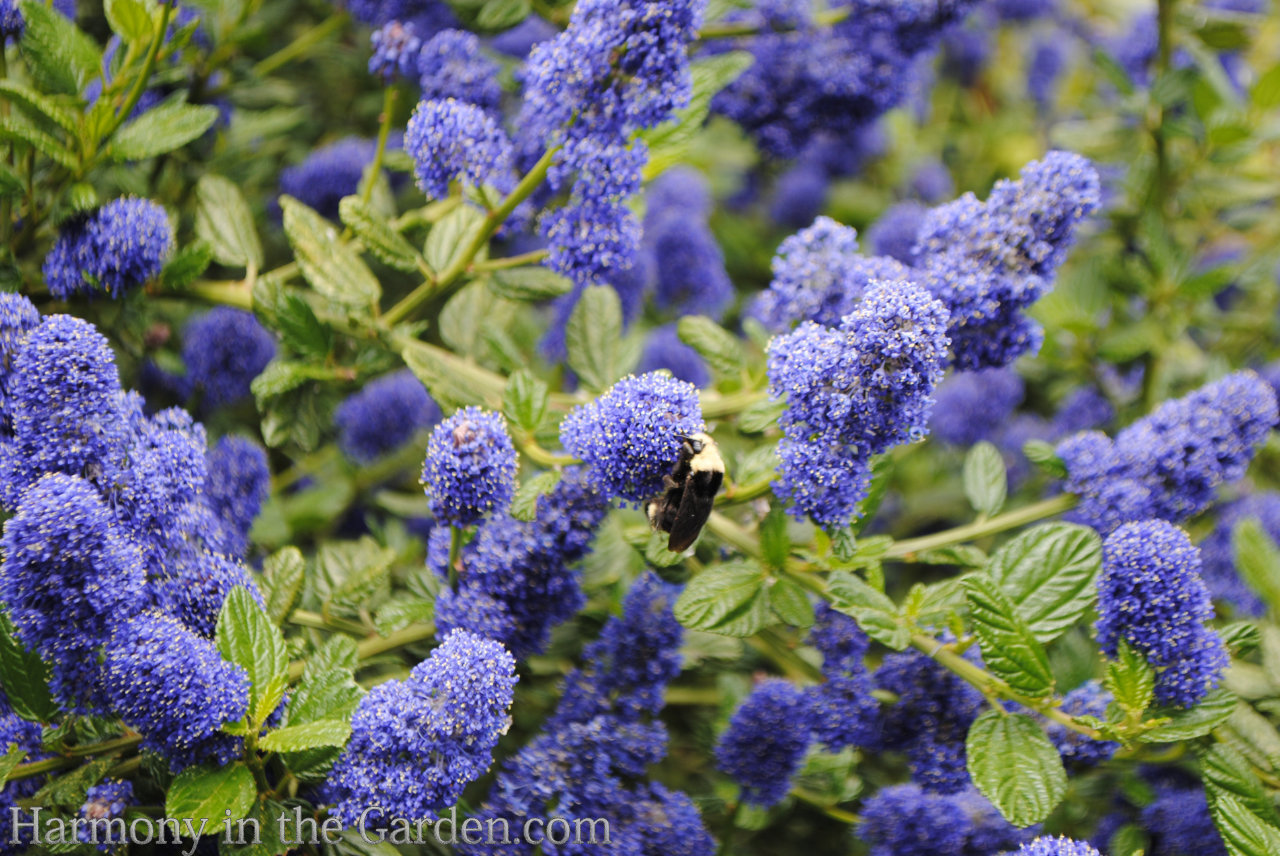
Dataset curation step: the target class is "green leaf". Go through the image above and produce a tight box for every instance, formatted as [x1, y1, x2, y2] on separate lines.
[17, 0, 102, 95]
[402, 341, 490, 410]
[0, 748, 26, 786]
[111, 99, 220, 161]
[626, 529, 686, 567]
[280, 195, 381, 309]
[488, 267, 574, 301]
[216, 587, 288, 725]
[0, 613, 57, 722]
[259, 547, 305, 626]
[825, 571, 908, 650]
[1106, 640, 1156, 715]
[161, 240, 214, 290]
[1233, 518, 1280, 612]
[0, 80, 77, 133]
[759, 504, 790, 571]
[374, 596, 435, 635]
[31, 756, 114, 806]
[0, 163, 23, 198]
[250, 360, 341, 402]
[285, 637, 361, 728]
[274, 294, 333, 358]
[315, 538, 395, 616]
[963, 574, 1055, 697]
[195, 175, 263, 269]
[1252, 64, 1280, 111]
[988, 523, 1102, 644]
[677, 315, 742, 376]
[913, 545, 989, 569]
[737, 398, 783, 434]
[565, 285, 623, 392]
[0, 116, 76, 168]
[260, 719, 352, 753]
[339, 196, 422, 273]
[510, 471, 561, 522]
[769, 577, 814, 627]
[1208, 793, 1280, 856]
[963, 442, 1007, 516]
[905, 576, 972, 626]
[966, 710, 1068, 826]
[673, 562, 770, 637]
[1022, 439, 1067, 479]
[1220, 621, 1262, 655]
[424, 204, 485, 272]
[1107, 824, 1150, 856]
[503, 369, 549, 435]
[1141, 688, 1236, 743]
[1200, 743, 1280, 825]
[475, 0, 531, 29]
[105, 0, 154, 42]
[166, 763, 257, 834]
[440, 280, 503, 357]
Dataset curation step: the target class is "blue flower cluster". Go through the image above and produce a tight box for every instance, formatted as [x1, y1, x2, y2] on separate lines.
[462, 572, 713, 855]
[0, 695, 50, 856]
[205, 435, 271, 557]
[327, 629, 517, 825]
[183, 308, 277, 411]
[716, 678, 813, 807]
[103, 611, 250, 771]
[805, 602, 879, 751]
[1198, 492, 1280, 617]
[712, 0, 978, 158]
[0, 293, 43, 438]
[406, 98, 514, 200]
[751, 216, 912, 332]
[913, 151, 1101, 369]
[0, 305, 269, 763]
[873, 645, 985, 793]
[551, 572, 684, 725]
[767, 280, 950, 529]
[1017, 838, 1102, 856]
[644, 167, 733, 319]
[929, 367, 1026, 447]
[417, 29, 502, 115]
[0, 0, 25, 39]
[421, 406, 517, 526]
[346, 0, 456, 37]
[335, 370, 442, 464]
[1058, 372, 1278, 534]
[77, 780, 134, 851]
[433, 466, 610, 658]
[1044, 681, 1118, 768]
[369, 20, 422, 82]
[866, 201, 928, 265]
[541, 168, 730, 359]
[1, 314, 130, 504]
[0, 473, 147, 707]
[1095, 520, 1227, 708]
[43, 198, 172, 300]
[518, 0, 704, 287]
[560, 372, 705, 502]
[1141, 785, 1227, 856]
[859, 784, 1036, 856]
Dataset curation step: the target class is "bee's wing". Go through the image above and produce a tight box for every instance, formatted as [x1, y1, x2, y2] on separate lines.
[666, 477, 716, 553]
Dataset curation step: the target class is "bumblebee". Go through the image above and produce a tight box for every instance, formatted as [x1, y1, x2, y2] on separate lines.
[646, 432, 725, 553]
